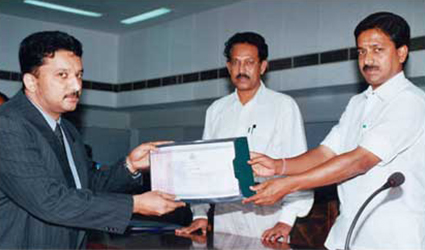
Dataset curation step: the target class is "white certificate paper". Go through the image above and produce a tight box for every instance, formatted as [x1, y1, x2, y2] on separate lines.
[150, 140, 242, 200]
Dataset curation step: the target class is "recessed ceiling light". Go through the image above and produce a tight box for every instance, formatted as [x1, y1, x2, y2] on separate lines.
[121, 8, 171, 25]
[24, 0, 102, 17]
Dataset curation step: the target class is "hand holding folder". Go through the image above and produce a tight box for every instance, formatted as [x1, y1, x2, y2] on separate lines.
[150, 137, 255, 203]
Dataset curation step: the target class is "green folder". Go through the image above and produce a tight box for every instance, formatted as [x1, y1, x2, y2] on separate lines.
[232, 137, 255, 198]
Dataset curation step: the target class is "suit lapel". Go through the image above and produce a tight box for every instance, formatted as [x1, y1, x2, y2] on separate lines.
[15, 93, 71, 178]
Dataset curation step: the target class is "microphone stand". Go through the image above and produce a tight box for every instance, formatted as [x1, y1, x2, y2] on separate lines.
[344, 185, 387, 250]
[344, 172, 404, 250]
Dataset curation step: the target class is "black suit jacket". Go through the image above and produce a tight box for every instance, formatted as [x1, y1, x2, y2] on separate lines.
[0, 92, 140, 249]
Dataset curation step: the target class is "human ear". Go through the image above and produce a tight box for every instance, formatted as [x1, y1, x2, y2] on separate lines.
[22, 73, 38, 92]
[260, 60, 268, 75]
[397, 45, 408, 64]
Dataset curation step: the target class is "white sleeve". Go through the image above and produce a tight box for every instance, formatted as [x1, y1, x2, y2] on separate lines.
[191, 203, 209, 220]
[278, 191, 314, 226]
[360, 94, 425, 164]
[321, 97, 355, 154]
[280, 98, 307, 158]
[202, 104, 215, 140]
[276, 97, 314, 226]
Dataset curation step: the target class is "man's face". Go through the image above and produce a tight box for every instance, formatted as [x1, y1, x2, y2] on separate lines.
[24, 50, 83, 120]
[357, 28, 408, 89]
[226, 43, 267, 92]
[0, 97, 6, 105]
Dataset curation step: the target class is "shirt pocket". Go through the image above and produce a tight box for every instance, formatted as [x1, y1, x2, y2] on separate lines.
[247, 122, 276, 155]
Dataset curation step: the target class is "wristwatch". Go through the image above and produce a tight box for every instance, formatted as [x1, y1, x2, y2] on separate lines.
[123, 160, 141, 178]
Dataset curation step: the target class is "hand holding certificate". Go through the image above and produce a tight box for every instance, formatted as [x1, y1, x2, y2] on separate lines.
[150, 137, 255, 203]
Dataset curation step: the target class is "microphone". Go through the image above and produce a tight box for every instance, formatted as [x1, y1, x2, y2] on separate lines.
[344, 172, 405, 250]
[382, 172, 405, 189]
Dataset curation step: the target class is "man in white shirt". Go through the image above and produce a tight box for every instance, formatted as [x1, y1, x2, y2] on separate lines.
[244, 12, 425, 250]
[176, 32, 313, 242]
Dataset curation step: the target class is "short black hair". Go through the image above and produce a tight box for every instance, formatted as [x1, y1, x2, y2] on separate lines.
[224, 32, 268, 62]
[19, 31, 83, 75]
[0, 92, 9, 102]
[354, 12, 410, 50]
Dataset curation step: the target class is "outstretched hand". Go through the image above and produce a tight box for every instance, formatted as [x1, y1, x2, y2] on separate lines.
[242, 177, 292, 206]
[127, 141, 172, 173]
[248, 152, 284, 177]
[133, 191, 185, 216]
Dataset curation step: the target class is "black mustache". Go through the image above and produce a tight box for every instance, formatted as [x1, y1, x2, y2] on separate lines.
[236, 74, 250, 79]
[65, 91, 81, 98]
[363, 65, 379, 71]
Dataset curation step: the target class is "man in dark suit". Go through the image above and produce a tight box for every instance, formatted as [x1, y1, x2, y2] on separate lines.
[0, 31, 185, 249]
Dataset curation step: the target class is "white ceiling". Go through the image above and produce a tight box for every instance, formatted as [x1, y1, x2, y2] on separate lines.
[0, 0, 245, 34]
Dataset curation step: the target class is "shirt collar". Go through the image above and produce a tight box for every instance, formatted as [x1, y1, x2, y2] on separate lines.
[364, 71, 408, 102]
[28, 98, 61, 131]
[233, 81, 266, 106]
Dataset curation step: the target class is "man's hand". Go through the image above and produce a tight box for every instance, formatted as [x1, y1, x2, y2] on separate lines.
[126, 141, 172, 173]
[133, 191, 185, 216]
[262, 222, 292, 243]
[261, 238, 291, 249]
[248, 152, 284, 177]
[175, 218, 209, 236]
[176, 231, 207, 244]
[175, 218, 209, 244]
[243, 177, 292, 206]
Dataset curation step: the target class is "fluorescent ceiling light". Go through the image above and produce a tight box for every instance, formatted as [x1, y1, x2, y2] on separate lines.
[121, 8, 171, 25]
[24, 0, 102, 17]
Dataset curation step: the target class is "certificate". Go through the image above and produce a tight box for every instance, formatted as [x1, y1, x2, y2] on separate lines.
[150, 137, 255, 202]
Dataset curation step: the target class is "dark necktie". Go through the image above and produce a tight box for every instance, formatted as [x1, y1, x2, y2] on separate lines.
[54, 123, 79, 247]
[54, 123, 75, 187]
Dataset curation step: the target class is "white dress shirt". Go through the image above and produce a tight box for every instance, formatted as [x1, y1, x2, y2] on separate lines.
[193, 82, 314, 238]
[322, 72, 425, 250]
